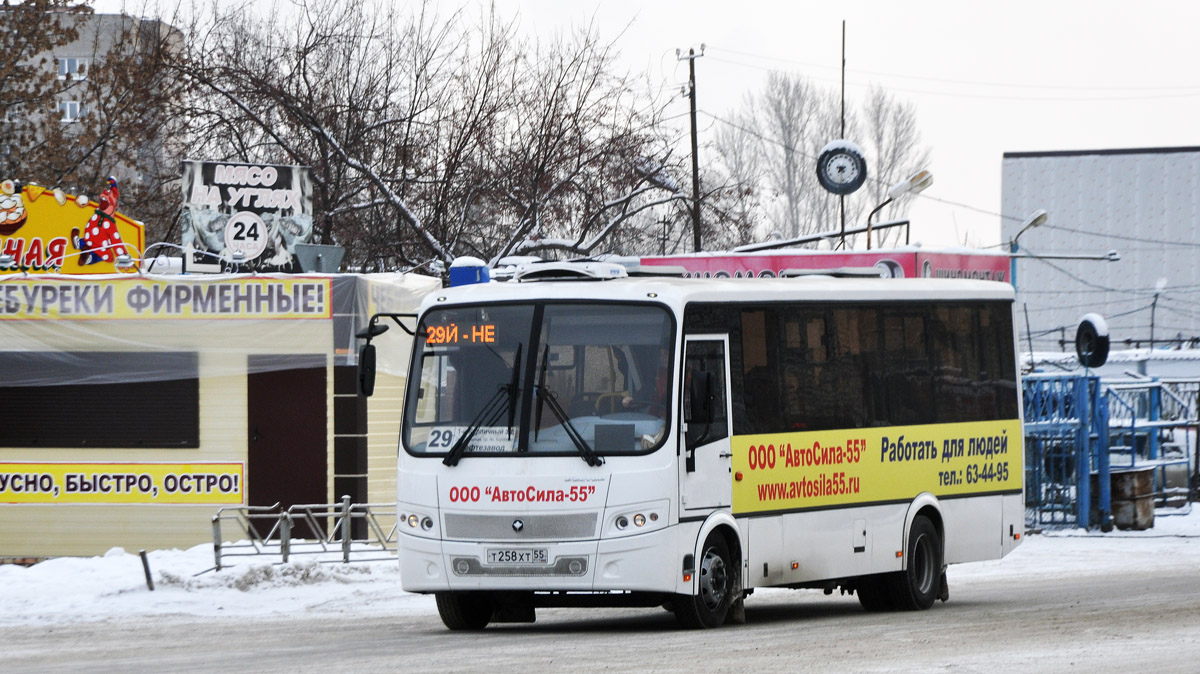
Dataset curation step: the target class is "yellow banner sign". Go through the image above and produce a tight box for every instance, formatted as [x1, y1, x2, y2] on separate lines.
[0, 463, 244, 504]
[731, 419, 1022, 514]
[0, 277, 332, 319]
[0, 181, 145, 274]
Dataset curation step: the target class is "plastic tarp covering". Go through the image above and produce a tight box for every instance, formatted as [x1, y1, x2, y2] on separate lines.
[351, 271, 443, 376]
[0, 271, 440, 386]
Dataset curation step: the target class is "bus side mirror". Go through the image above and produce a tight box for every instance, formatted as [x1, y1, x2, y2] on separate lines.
[359, 343, 377, 397]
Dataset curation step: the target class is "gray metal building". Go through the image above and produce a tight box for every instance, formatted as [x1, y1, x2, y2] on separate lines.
[1001, 146, 1200, 354]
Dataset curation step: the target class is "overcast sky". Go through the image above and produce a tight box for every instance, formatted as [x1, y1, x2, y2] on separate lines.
[98, 0, 1200, 249]
[490, 0, 1200, 249]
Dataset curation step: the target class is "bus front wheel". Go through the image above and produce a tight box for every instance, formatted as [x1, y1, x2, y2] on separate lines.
[674, 531, 734, 628]
[889, 515, 941, 610]
[435, 591, 493, 630]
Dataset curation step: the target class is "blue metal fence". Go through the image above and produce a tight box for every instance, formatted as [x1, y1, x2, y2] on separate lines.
[1022, 374, 1111, 529]
[1104, 380, 1195, 506]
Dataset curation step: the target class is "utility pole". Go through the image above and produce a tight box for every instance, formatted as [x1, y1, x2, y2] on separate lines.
[839, 21, 846, 244]
[679, 46, 704, 252]
[1150, 293, 1159, 351]
[1151, 278, 1167, 350]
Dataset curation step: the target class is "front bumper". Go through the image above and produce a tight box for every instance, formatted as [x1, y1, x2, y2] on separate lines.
[399, 525, 681, 594]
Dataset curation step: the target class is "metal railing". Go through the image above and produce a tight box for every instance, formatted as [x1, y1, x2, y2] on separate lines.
[209, 495, 397, 572]
[1161, 379, 1200, 501]
[1104, 379, 1195, 506]
[1023, 374, 1109, 529]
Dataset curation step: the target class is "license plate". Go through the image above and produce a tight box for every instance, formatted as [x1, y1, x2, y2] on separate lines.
[486, 548, 548, 565]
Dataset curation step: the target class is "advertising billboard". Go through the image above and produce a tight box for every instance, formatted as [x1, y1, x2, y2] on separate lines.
[0, 179, 144, 275]
[180, 160, 313, 273]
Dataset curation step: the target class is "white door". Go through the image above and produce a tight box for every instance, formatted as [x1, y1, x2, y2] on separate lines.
[680, 335, 733, 512]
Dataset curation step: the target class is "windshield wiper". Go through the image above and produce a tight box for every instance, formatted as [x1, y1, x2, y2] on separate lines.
[441, 387, 506, 467]
[534, 374, 604, 467]
[443, 344, 522, 467]
[506, 344, 522, 434]
[534, 344, 549, 441]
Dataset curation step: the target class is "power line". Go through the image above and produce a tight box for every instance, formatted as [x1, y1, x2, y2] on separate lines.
[1019, 251, 1127, 293]
[1020, 288, 1128, 295]
[705, 45, 1200, 95]
[698, 108, 1035, 225]
[1038, 222, 1200, 249]
[705, 54, 1200, 103]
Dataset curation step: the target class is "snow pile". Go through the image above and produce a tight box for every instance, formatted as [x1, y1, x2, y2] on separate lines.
[0, 544, 430, 627]
[157, 558, 375, 592]
[2, 507, 1198, 627]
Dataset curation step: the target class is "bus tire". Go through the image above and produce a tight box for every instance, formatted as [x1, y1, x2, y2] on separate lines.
[673, 531, 733, 628]
[435, 591, 493, 630]
[855, 574, 894, 611]
[889, 516, 941, 610]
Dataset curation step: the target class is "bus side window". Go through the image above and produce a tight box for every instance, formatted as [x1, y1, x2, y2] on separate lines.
[739, 309, 780, 434]
[882, 310, 934, 426]
[684, 341, 729, 448]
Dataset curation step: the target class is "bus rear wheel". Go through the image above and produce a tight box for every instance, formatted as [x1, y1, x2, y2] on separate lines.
[435, 591, 493, 630]
[888, 515, 941, 611]
[674, 532, 734, 629]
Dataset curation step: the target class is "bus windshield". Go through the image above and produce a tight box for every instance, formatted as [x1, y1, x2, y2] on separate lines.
[403, 302, 674, 459]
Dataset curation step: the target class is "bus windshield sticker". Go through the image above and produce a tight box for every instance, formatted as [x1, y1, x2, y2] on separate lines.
[430, 426, 517, 453]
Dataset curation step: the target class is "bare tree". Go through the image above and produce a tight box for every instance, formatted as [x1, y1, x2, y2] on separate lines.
[758, 72, 817, 239]
[168, 0, 684, 271]
[711, 104, 765, 236]
[0, 0, 81, 179]
[715, 72, 928, 249]
[860, 85, 931, 248]
[0, 3, 186, 243]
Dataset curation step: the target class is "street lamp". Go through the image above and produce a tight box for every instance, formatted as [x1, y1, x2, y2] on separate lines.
[865, 170, 933, 250]
[1009, 208, 1048, 290]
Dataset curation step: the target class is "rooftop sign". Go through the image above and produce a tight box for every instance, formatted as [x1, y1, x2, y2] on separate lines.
[0, 179, 144, 275]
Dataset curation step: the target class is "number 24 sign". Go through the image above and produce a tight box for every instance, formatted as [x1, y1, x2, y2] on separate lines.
[225, 212, 267, 261]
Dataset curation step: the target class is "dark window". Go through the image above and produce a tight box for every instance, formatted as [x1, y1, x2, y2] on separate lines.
[0, 352, 199, 447]
[881, 308, 934, 426]
[778, 307, 830, 432]
[980, 303, 1019, 420]
[830, 307, 880, 429]
[738, 309, 781, 434]
[684, 339, 729, 447]
[930, 305, 979, 423]
[686, 299, 1019, 435]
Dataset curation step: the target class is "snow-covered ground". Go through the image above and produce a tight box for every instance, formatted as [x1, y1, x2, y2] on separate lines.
[1, 506, 1196, 628]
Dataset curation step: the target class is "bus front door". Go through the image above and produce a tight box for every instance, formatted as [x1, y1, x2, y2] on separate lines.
[680, 336, 733, 512]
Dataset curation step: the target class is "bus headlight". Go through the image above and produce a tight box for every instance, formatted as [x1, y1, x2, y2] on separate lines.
[604, 500, 669, 538]
[398, 507, 438, 538]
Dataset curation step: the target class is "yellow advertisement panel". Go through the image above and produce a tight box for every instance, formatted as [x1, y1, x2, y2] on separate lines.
[0, 277, 332, 320]
[1, 181, 145, 274]
[731, 419, 1022, 514]
[0, 463, 244, 505]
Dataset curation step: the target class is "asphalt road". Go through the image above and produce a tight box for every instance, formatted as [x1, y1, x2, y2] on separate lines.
[4, 538, 1200, 674]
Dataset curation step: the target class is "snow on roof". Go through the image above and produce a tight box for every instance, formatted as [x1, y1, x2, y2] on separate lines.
[1033, 348, 1200, 366]
[449, 256, 487, 268]
[820, 139, 865, 155]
